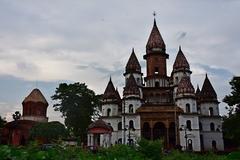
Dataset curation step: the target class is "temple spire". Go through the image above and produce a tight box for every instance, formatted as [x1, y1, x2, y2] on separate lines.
[173, 46, 190, 73]
[146, 16, 165, 52]
[125, 48, 141, 74]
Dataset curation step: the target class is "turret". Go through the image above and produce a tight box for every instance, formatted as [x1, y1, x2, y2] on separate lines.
[102, 78, 120, 116]
[123, 74, 141, 114]
[176, 76, 197, 113]
[172, 46, 192, 100]
[21, 88, 48, 122]
[199, 74, 219, 116]
[143, 19, 170, 88]
[124, 48, 143, 87]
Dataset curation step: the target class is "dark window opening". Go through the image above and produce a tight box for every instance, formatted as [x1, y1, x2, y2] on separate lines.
[129, 120, 134, 129]
[155, 81, 160, 87]
[186, 120, 192, 130]
[154, 67, 159, 74]
[210, 123, 215, 131]
[186, 103, 191, 113]
[129, 104, 133, 113]
[199, 122, 202, 131]
[175, 77, 179, 83]
[209, 107, 214, 116]
[107, 108, 111, 116]
[118, 122, 122, 130]
[188, 139, 193, 151]
[212, 140, 217, 150]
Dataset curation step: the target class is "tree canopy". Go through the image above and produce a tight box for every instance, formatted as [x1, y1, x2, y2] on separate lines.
[30, 121, 68, 142]
[0, 116, 6, 128]
[223, 77, 240, 114]
[51, 82, 101, 143]
[223, 77, 240, 146]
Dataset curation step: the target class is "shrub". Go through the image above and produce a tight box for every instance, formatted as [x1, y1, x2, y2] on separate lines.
[137, 138, 163, 160]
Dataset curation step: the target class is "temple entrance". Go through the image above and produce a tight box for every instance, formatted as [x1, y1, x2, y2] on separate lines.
[142, 122, 151, 140]
[153, 122, 166, 141]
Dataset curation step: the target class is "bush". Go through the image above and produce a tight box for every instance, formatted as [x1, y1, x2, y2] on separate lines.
[137, 138, 163, 160]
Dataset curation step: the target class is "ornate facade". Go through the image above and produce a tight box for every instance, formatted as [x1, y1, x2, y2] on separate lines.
[88, 19, 224, 151]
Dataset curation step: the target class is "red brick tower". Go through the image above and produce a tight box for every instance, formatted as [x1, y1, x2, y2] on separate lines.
[21, 88, 48, 122]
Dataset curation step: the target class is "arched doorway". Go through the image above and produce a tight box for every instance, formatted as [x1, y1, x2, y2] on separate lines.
[153, 122, 166, 141]
[142, 122, 151, 140]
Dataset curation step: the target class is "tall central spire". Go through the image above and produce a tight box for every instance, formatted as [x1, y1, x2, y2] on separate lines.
[146, 18, 166, 52]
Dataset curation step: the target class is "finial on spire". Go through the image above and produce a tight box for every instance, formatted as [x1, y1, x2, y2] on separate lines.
[153, 11, 157, 25]
[179, 45, 182, 51]
[153, 11, 156, 17]
[132, 47, 135, 53]
[109, 75, 112, 82]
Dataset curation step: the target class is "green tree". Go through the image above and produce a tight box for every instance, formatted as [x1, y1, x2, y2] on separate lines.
[51, 83, 100, 143]
[223, 77, 240, 146]
[30, 121, 68, 142]
[0, 116, 6, 128]
[223, 77, 240, 115]
[12, 111, 21, 121]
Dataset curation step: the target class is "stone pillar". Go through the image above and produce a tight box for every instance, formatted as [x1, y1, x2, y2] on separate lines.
[166, 125, 169, 149]
[87, 134, 90, 146]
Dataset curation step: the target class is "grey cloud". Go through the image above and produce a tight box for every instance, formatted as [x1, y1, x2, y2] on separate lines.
[177, 32, 187, 41]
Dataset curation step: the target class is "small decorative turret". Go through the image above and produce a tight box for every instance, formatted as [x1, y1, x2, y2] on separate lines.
[123, 74, 140, 97]
[199, 74, 218, 102]
[125, 48, 141, 75]
[172, 46, 191, 74]
[176, 76, 195, 98]
[102, 77, 119, 101]
[146, 19, 166, 52]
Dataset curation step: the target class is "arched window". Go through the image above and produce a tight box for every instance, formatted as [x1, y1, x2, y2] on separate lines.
[186, 120, 192, 130]
[210, 122, 215, 131]
[118, 122, 122, 130]
[129, 104, 133, 113]
[199, 122, 202, 131]
[154, 67, 159, 74]
[175, 76, 179, 83]
[209, 107, 214, 116]
[129, 120, 134, 129]
[186, 103, 190, 113]
[118, 138, 122, 144]
[107, 108, 111, 116]
[212, 140, 217, 150]
[188, 139, 193, 151]
[155, 81, 160, 87]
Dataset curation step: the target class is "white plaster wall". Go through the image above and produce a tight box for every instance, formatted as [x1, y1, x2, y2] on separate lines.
[200, 117, 222, 132]
[179, 115, 201, 151]
[121, 114, 141, 144]
[123, 99, 142, 114]
[179, 130, 201, 151]
[102, 103, 119, 116]
[176, 98, 197, 113]
[200, 132, 224, 151]
[200, 102, 219, 116]
[101, 117, 122, 145]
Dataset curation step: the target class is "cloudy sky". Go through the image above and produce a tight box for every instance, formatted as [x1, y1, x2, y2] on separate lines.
[0, 0, 239, 123]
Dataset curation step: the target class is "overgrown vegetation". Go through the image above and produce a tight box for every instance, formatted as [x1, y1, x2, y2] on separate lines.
[30, 121, 68, 143]
[223, 77, 240, 147]
[0, 139, 239, 160]
[51, 83, 101, 142]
